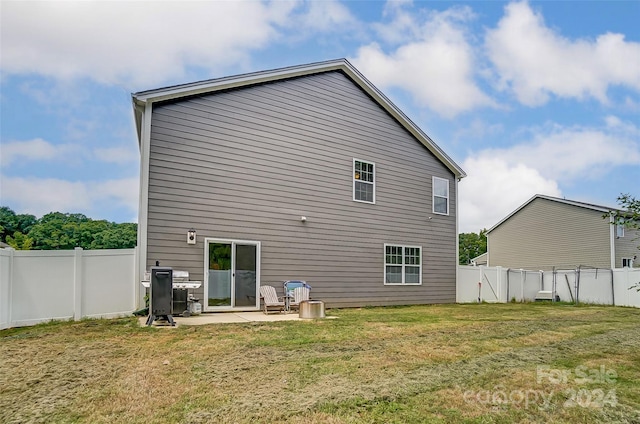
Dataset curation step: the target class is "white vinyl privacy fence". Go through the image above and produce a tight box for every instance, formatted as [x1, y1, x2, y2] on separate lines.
[1, 247, 138, 330]
[458, 265, 640, 308]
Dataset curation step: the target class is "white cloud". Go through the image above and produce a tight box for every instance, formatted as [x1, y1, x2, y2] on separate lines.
[0, 1, 299, 87]
[486, 1, 640, 106]
[351, 4, 494, 118]
[296, 0, 357, 32]
[0, 175, 139, 222]
[2, 139, 139, 167]
[458, 116, 640, 232]
[0, 138, 82, 167]
[94, 146, 139, 165]
[458, 157, 561, 232]
[477, 120, 640, 182]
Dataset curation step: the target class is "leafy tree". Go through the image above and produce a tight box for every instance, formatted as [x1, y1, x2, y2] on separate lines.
[615, 194, 640, 230]
[611, 194, 640, 291]
[6, 231, 34, 250]
[0, 207, 36, 244]
[459, 229, 487, 265]
[0, 207, 137, 250]
[89, 223, 137, 249]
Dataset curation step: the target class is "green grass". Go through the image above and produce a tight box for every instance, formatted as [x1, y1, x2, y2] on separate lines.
[1, 303, 640, 423]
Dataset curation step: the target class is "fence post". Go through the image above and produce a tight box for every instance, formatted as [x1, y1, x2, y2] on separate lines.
[73, 247, 83, 321]
[623, 267, 630, 307]
[133, 246, 138, 309]
[520, 269, 525, 302]
[575, 267, 580, 305]
[496, 266, 502, 302]
[1, 248, 15, 330]
[479, 266, 484, 302]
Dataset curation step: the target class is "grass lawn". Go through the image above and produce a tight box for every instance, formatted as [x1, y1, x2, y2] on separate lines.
[1, 303, 639, 423]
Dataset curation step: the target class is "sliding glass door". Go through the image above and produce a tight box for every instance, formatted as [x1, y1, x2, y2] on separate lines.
[205, 239, 260, 310]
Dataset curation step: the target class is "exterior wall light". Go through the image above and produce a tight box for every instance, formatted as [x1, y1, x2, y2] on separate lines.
[301, 216, 307, 222]
[187, 228, 196, 244]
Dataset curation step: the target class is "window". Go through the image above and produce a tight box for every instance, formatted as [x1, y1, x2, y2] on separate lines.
[622, 258, 634, 268]
[354, 159, 375, 203]
[616, 224, 625, 238]
[384, 244, 422, 285]
[433, 177, 449, 215]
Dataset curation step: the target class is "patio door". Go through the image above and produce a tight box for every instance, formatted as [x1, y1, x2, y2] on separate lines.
[204, 238, 260, 311]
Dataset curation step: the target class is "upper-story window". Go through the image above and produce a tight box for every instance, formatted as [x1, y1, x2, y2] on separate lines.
[354, 159, 375, 203]
[433, 177, 449, 215]
[616, 223, 625, 238]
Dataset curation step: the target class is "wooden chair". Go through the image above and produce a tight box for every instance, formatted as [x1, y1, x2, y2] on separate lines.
[259, 285, 285, 314]
[289, 286, 310, 311]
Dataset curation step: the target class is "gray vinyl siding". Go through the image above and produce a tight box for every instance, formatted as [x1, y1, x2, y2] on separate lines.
[488, 198, 611, 270]
[615, 227, 640, 268]
[145, 70, 457, 308]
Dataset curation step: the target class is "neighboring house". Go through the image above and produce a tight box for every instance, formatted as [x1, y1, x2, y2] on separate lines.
[132, 59, 466, 310]
[470, 252, 488, 266]
[485, 194, 639, 271]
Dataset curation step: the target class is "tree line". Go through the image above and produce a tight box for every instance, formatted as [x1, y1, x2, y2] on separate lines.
[0, 206, 137, 250]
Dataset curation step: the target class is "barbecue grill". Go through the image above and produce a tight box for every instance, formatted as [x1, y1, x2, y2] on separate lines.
[145, 267, 175, 326]
[142, 269, 202, 325]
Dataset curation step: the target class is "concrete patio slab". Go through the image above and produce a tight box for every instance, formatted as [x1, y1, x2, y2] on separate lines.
[139, 311, 305, 327]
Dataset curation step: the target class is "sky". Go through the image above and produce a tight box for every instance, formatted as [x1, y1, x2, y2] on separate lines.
[1, 0, 639, 233]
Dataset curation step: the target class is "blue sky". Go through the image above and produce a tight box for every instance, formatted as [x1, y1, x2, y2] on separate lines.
[1, 0, 639, 232]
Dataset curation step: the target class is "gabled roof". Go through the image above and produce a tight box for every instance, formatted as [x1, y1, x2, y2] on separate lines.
[487, 194, 618, 233]
[131, 58, 465, 179]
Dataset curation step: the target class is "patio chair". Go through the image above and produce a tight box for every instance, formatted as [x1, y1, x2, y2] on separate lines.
[289, 286, 310, 311]
[259, 285, 285, 314]
[283, 280, 311, 298]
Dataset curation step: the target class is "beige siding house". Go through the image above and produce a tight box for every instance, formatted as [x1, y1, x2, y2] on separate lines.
[486, 195, 639, 271]
[132, 59, 466, 310]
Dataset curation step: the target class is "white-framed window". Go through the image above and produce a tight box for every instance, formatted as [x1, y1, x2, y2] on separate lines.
[616, 223, 625, 238]
[622, 258, 634, 268]
[353, 159, 375, 203]
[384, 244, 422, 285]
[433, 176, 449, 215]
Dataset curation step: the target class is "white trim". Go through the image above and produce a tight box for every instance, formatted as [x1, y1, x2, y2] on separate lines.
[432, 176, 450, 216]
[203, 237, 261, 312]
[132, 59, 466, 179]
[136, 102, 152, 292]
[383, 243, 423, 285]
[455, 177, 460, 301]
[353, 158, 375, 204]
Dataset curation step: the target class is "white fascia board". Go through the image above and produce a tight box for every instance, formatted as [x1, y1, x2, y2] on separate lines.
[136, 102, 153, 281]
[135, 60, 347, 104]
[131, 58, 466, 179]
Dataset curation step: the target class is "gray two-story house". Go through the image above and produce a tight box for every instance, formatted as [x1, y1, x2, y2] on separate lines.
[132, 59, 466, 311]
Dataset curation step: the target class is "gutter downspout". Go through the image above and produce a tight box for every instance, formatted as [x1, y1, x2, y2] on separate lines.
[609, 213, 616, 269]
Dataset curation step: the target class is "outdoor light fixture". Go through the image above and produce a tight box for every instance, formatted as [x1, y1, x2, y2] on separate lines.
[301, 216, 307, 222]
[187, 228, 196, 244]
